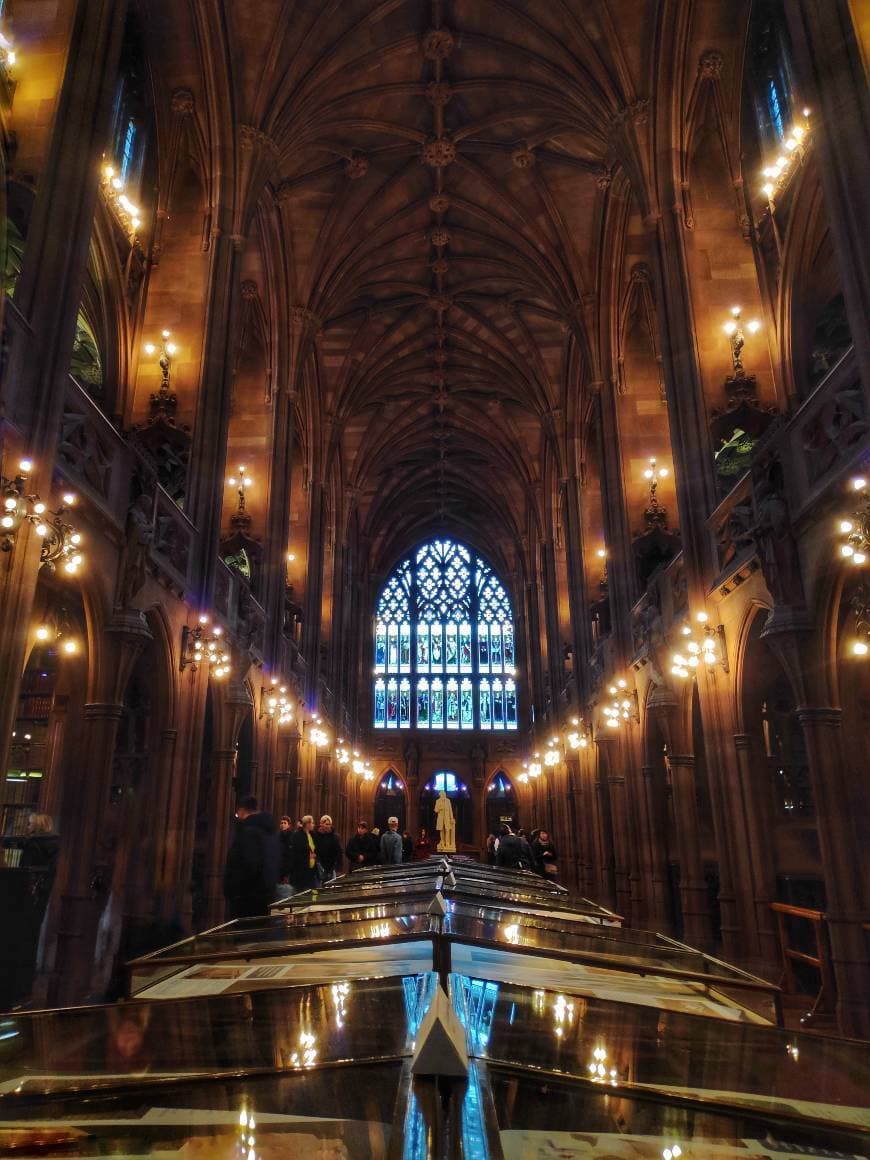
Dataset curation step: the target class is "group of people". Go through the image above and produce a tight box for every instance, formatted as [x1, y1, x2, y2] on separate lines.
[223, 797, 558, 921]
[486, 824, 558, 879]
[222, 798, 434, 919]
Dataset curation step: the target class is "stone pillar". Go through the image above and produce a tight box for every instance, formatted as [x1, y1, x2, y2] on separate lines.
[203, 747, 237, 928]
[640, 764, 671, 927]
[0, 0, 127, 784]
[795, 707, 870, 1036]
[785, 0, 870, 402]
[185, 230, 243, 603]
[596, 385, 636, 656]
[263, 383, 297, 667]
[666, 754, 711, 948]
[561, 474, 593, 701]
[593, 738, 618, 910]
[732, 733, 780, 967]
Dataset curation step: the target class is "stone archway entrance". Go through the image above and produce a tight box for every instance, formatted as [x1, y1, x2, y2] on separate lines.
[373, 769, 406, 833]
[485, 770, 518, 837]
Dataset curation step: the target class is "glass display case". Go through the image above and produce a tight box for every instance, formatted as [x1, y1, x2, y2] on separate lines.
[3, 860, 868, 1158]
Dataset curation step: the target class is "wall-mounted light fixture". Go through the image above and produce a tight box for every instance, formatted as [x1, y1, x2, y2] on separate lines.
[260, 677, 294, 725]
[1, 459, 85, 573]
[642, 457, 669, 530]
[101, 163, 143, 236]
[181, 615, 230, 678]
[838, 477, 870, 657]
[722, 307, 761, 378]
[671, 611, 728, 678]
[0, 29, 17, 68]
[602, 679, 638, 728]
[761, 110, 810, 204]
[228, 465, 253, 516]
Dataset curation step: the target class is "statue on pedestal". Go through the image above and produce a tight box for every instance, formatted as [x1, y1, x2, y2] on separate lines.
[434, 790, 456, 852]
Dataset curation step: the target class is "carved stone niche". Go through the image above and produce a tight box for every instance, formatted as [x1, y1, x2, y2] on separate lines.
[130, 390, 192, 507]
[220, 522, 263, 598]
[633, 525, 680, 589]
[710, 373, 778, 496]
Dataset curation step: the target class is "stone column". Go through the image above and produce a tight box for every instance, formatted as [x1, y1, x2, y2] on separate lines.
[732, 733, 780, 967]
[185, 229, 243, 604]
[596, 386, 636, 657]
[666, 754, 711, 948]
[640, 763, 671, 927]
[263, 382, 297, 667]
[785, 0, 870, 402]
[795, 707, 870, 1036]
[561, 472, 594, 701]
[593, 738, 618, 910]
[0, 0, 127, 784]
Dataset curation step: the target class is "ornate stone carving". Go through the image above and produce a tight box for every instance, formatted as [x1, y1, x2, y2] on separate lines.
[427, 294, 452, 313]
[240, 279, 258, 300]
[116, 492, 154, 609]
[429, 227, 451, 247]
[430, 258, 449, 275]
[170, 88, 194, 115]
[422, 137, 457, 167]
[421, 27, 455, 60]
[699, 50, 724, 79]
[239, 124, 278, 155]
[749, 454, 805, 608]
[512, 146, 535, 169]
[801, 377, 867, 484]
[344, 153, 369, 180]
[426, 81, 453, 107]
[429, 194, 451, 214]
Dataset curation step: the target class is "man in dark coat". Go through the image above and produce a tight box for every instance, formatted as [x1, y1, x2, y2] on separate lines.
[223, 796, 280, 919]
[286, 814, 318, 894]
[345, 821, 378, 870]
[494, 824, 533, 871]
[313, 815, 343, 883]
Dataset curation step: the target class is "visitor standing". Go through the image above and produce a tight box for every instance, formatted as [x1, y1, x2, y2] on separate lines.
[413, 828, 432, 861]
[287, 814, 318, 894]
[380, 816, 403, 865]
[223, 796, 280, 919]
[531, 829, 558, 879]
[345, 821, 378, 870]
[494, 824, 532, 871]
[278, 816, 294, 885]
[402, 830, 414, 862]
[313, 815, 343, 883]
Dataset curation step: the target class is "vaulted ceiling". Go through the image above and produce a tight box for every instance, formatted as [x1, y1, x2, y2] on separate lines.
[192, 0, 656, 575]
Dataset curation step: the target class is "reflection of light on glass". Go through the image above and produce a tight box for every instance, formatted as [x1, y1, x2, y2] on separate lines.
[238, 1105, 257, 1159]
[290, 1030, 318, 1069]
[552, 993, 575, 1039]
[502, 923, 520, 944]
[370, 921, 391, 938]
[786, 1042, 799, 1061]
[533, 989, 546, 1016]
[454, 976, 499, 1052]
[331, 980, 351, 1028]
[402, 973, 434, 1040]
[662, 1147, 682, 1160]
[588, 1044, 619, 1086]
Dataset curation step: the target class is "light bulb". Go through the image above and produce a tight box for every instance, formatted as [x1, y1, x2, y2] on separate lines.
[851, 477, 866, 491]
[840, 519, 854, 534]
[104, 165, 115, 179]
[19, 459, 33, 473]
[35, 523, 47, 536]
[63, 639, 78, 655]
[165, 342, 177, 355]
[723, 321, 737, 335]
[144, 343, 155, 356]
[35, 626, 50, 641]
[62, 493, 76, 506]
[762, 182, 775, 199]
[841, 544, 855, 557]
[33, 503, 46, 515]
[1, 515, 14, 529]
[162, 329, 171, 339]
[287, 552, 296, 562]
[4, 498, 15, 510]
[747, 319, 761, 333]
[852, 640, 869, 656]
[853, 552, 867, 565]
[131, 218, 141, 231]
[792, 125, 805, 141]
[696, 611, 708, 623]
[112, 177, 123, 190]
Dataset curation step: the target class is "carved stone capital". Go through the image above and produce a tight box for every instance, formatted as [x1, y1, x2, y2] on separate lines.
[699, 50, 725, 80]
[171, 88, 194, 115]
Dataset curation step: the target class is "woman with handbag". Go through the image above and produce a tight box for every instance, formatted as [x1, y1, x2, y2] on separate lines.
[531, 830, 558, 880]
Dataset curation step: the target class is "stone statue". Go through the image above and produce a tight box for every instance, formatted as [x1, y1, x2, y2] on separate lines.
[434, 790, 456, 852]
[403, 737, 420, 782]
[117, 493, 153, 608]
[470, 743, 486, 784]
[750, 458, 804, 608]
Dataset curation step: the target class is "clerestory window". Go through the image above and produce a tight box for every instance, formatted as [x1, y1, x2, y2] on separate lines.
[373, 539, 518, 731]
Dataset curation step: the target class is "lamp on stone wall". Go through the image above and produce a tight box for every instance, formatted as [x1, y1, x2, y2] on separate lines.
[101, 163, 142, 235]
[180, 615, 230, 678]
[260, 678, 294, 725]
[1, 458, 85, 574]
[670, 612, 727, 678]
[722, 308, 761, 378]
[0, 30, 17, 68]
[602, 679, 638, 728]
[838, 477, 870, 656]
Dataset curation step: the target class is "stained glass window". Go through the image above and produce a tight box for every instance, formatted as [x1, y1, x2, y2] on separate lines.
[373, 539, 517, 730]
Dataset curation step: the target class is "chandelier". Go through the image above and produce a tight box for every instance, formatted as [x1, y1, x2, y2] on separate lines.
[1, 459, 85, 575]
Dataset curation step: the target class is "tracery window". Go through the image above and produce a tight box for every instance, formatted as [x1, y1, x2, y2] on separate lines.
[374, 539, 518, 731]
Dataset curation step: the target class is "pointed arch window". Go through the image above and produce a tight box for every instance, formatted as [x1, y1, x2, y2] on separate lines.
[374, 538, 518, 730]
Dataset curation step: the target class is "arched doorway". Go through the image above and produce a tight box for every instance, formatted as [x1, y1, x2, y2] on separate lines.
[419, 771, 473, 849]
[485, 771, 517, 837]
[373, 769, 406, 832]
